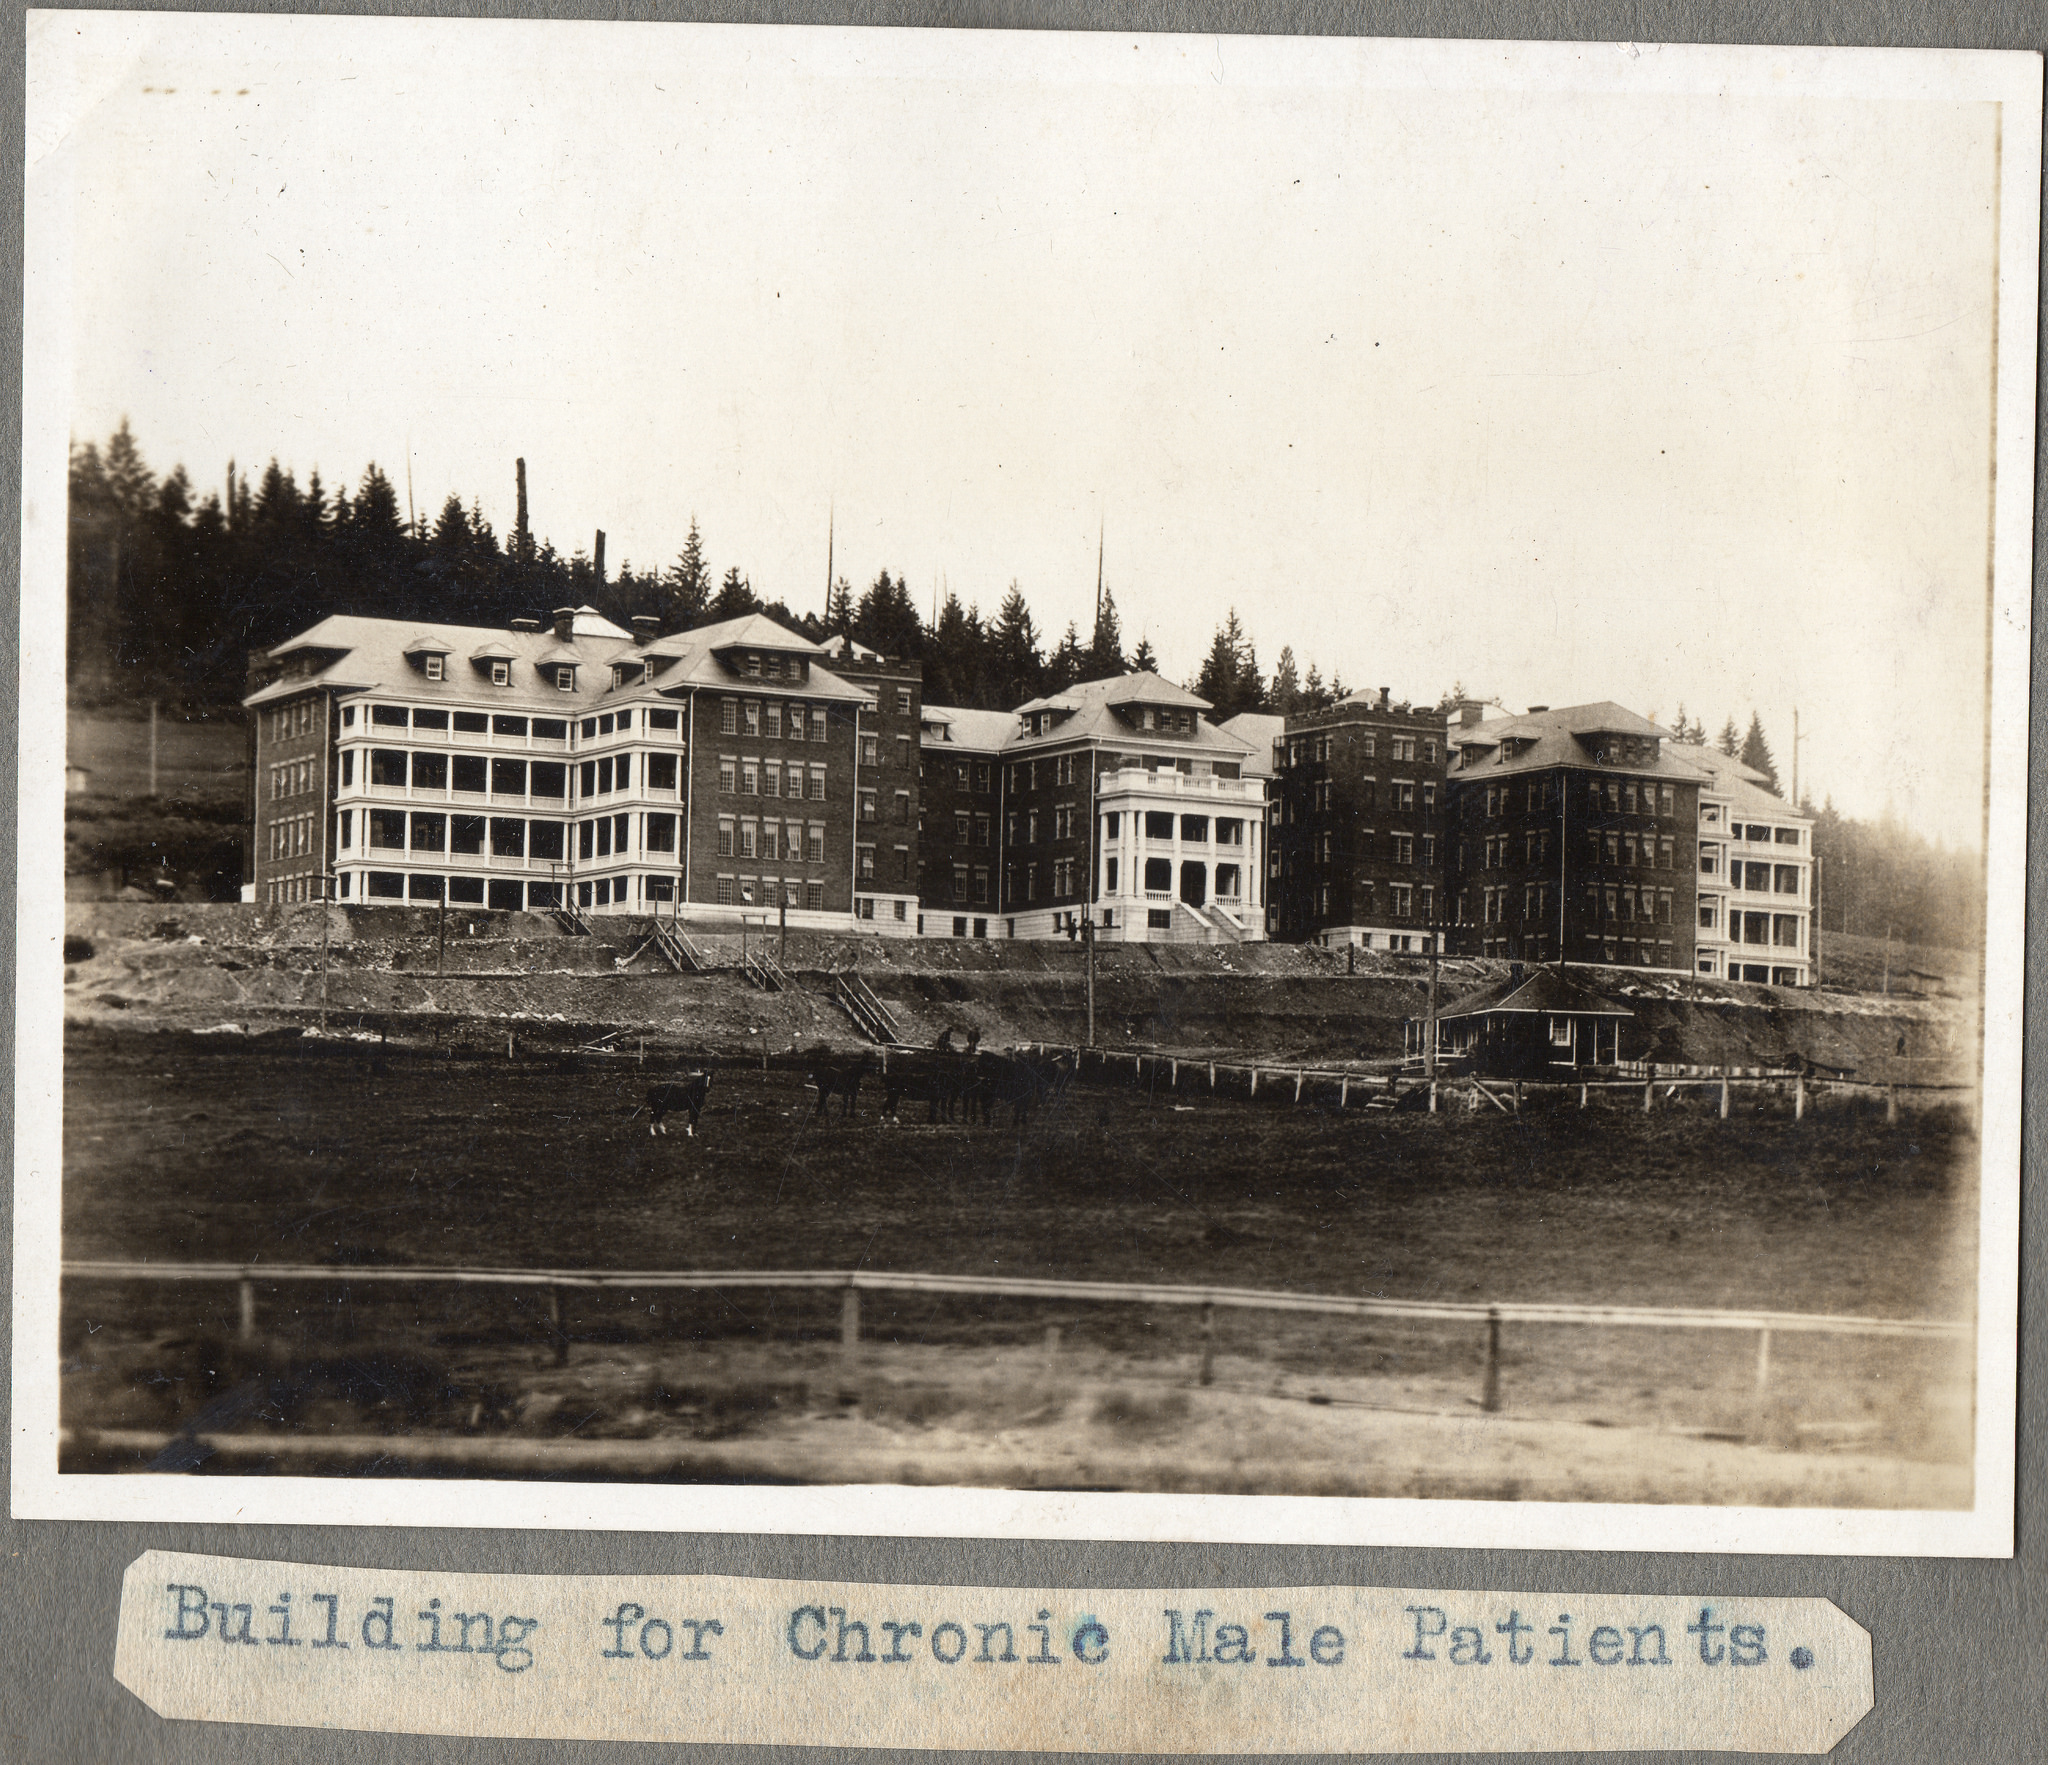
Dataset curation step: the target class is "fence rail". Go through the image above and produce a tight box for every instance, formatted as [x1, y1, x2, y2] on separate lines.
[1018, 1042, 1969, 1120]
[63, 1259, 1966, 1424]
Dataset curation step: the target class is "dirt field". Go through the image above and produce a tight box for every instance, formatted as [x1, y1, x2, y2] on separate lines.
[60, 1026, 1977, 1502]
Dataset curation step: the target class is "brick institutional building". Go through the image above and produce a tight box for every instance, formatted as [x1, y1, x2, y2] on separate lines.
[1443, 702, 1814, 981]
[1444, 701, 1703, 972]
[917, 672, 1267, 944]
[243, 606, 913, 931]
[1265, 689, 1450, 952]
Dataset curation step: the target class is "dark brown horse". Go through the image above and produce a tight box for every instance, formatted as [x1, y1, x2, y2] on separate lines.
[804, 1048, 875, 1121]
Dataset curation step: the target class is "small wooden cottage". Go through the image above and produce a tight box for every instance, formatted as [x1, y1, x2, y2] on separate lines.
[1409, 967, 1634, 1078]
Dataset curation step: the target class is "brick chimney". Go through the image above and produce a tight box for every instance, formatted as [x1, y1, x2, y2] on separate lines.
[1459, 700, 1485, 728]
[552, 607, 575, 643]
[631, 615, 659, 646]
[1379, 686, 1390, 709]
[510, 616, 540, 633]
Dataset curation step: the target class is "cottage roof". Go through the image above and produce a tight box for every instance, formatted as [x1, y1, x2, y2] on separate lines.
[1433, 967, 1634, 1023]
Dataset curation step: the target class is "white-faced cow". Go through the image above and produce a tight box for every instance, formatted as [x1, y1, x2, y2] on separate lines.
[646, 1067, 714, 1137]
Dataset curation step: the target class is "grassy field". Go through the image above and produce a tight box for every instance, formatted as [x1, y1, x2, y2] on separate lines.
[59, 1026, 1977, 1495]
[65, 709, 247, 898]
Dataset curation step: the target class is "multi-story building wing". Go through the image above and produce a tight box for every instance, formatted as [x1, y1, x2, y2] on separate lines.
[916, 705, 1010, 938]
[914, 672, 1267, 943]
[244, 606, 876, 924]
[1446, 702, 1701, 973]
[819, 637, 924, 934]
[1216, 711, 1283, 936]
[1001, 673, 1264, 942]
[1267, 690, 1449, 952]
[1671, 743, 1814, 984]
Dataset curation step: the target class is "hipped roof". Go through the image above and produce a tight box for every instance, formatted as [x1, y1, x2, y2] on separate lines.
[1433, 968, 1634, 1023]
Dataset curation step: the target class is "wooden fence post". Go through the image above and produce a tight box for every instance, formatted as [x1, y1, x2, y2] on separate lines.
[238, 1278, 257, 1345]
[1481, 1307, 1502, 1412]
[1795, 1074, 1806, 1121]
[1887, 1085, 1898, 1125]
[1198, 1301, 1216, 1387]
[1750, 1327, 1773, 1441]
[840, 1284, 862, 1371]
[1428, 1080, 1438, 1114]
[1209, 1062, 1216, 1090]
[1249, 1068, 1259, 1098]
[1340, 1078, 1349, 1108]
[1512, 1081, 1522, 1115]
[1294, 1069, 1304, 1102]
[1580, 1083, 1589, 1109]
[547, 1287, 567, 1366]
[1720, 1075, 1731, 1120]
[1643, 1081, 1652, 1113]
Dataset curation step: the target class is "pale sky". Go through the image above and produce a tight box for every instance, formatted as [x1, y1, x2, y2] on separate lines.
[34, 18, 2016, 846]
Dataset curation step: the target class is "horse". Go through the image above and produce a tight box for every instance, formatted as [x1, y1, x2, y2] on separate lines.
[964, 1048, 1074, 1129]
[804, 1048, 874, 1121]
[881, 1045, 979, 1124]
[645, 1067, 714, 1137]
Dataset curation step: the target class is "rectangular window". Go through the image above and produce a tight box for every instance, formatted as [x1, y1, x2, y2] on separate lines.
[534, 717, 569, 740]
[648, 753, 677, 791]
[743, 701, 761, 736]
[760, 823, 778, 862]
[649, 708, 679, 732]
[491, 661, 511, 687]
[490, 817, 526, 858]
[1393, 833, 1414, 865]
[807, 827, 825, 864]
[765, 702, 783, 740]
[719, 759, 736, 793]
[454, 711, 488, 735]
[717, 820, 734, 857]
[579, 760, 597, 798]
[806, 882, 824, 910]
[647, 813, 677, 854]
[409, 812, 446, 852]
[742, 763, 759, 795]
[494, 715, 529, 737]
[531, 761, 567, 799]
[370, 749, 408, 788]
[858, 846, 876, 880]
[492, 758, 528, 796]
[720, 699, 738, 735]
[739, 821, 756, 858]
[808, 767, 826, 800]
[578, 819, 594, 860]
[1774, 865, 1801, 895]
[762, 763, 780, 798]
[716, 876, 734, 905]
[451, 814, 486, 855]
[529, 821, 564, 862]
[368, 809, 407, 849]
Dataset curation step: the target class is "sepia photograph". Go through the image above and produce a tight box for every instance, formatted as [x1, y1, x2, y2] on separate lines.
[15, 17, 2033, 1553]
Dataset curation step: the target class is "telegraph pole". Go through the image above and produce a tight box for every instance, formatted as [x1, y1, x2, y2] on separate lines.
[1084, 912, 1097, 1049]
[319, 869, 334, 1031]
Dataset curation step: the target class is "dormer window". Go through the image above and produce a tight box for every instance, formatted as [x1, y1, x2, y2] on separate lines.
[424, 656, 444, 682]
[746, 654, 762, 677]
[554, 665, 575, 692]
[491, 661, 511, 687]
[613, 662, 646, 689]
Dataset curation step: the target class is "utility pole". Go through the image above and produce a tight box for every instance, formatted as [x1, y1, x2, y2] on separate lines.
[1424, 917, 1440, 1078]
[780, 893, 789, 963]
[147, 699, 159, 798]
[1083, 912, 1097, 1049]
[319, 870, 334, 1031]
